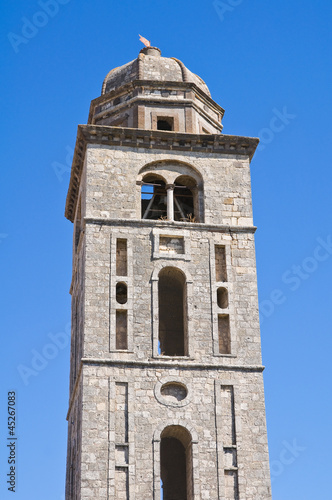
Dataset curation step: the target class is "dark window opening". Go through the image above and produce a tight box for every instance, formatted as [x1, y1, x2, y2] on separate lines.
[158, 267, 187, 356]
[160, 426, 193, 500]
[157, 118, 174, 131]
[174, 177, 196, 222]
[218, 314, 231, 354]
[116, 239, 127, 276]
[217, 287, 228, 309]
[116, 282, 128, 304]
[141, 177, 167, 220]
[215, 246, 227, 282]
[116, 310, 128, 350]
[161, 438, 187, 500]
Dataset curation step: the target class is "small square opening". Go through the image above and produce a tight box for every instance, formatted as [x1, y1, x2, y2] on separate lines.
[157, 117, 174, 131]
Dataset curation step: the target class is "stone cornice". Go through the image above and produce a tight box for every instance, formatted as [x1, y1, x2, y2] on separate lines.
[92, 94, 223, 132]
[88, 79, 225, 124]
[82, 357, 265, 372]
[83, 217, 257, 234]
[65, 125, 259, 222]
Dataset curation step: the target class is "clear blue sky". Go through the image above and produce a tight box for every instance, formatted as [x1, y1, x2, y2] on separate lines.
[1, 1, 331, 499]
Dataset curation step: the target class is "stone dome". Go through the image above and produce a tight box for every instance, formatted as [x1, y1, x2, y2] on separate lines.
[89, 46, 224, 134]
[102, 46, 211, 97]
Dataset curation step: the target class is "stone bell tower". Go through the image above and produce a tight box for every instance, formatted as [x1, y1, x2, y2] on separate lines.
[65, 45, 272, 499]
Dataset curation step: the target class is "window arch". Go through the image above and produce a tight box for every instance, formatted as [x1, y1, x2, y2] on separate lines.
[158, 267, 187, 356]
[160, 425, 193, 500]
[139, 161, 204, 222]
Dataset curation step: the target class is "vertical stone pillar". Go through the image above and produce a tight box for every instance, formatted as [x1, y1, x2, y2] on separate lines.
[166, 184, 174, 221]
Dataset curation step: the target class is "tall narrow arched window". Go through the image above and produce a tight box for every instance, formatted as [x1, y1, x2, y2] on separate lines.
[160, 425, 193, 500]
[141, 176, 167, 220]
[158, 267, 187, 356]
[174, 176, 197, 222]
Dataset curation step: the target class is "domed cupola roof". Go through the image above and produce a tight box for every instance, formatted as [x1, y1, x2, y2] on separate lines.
[102, 46, 211, 97]
[88, 46, 224, 134]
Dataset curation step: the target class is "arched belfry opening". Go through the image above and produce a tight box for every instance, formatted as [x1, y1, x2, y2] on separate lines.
[139, 164, 204, 222]
[174, 176, 197, 222]
[158, 267, 187, 356]
[141, 175, 167, 220]
[160, 425, 193, 500]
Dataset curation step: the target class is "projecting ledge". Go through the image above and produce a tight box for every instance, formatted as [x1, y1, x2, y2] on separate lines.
[83, 217, 257, 234]
[81, 357, 265, 372]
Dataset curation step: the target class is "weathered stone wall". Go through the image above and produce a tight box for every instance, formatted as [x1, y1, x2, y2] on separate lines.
[66, 378, 82, 500]
[81, 222, 261, 366]
[84, 146, 254, 226]
[75, 364, 271, 500]
[65, 143, 271, 499]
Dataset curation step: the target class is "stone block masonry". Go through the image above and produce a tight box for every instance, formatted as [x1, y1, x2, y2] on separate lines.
[64, 46, 271, 499]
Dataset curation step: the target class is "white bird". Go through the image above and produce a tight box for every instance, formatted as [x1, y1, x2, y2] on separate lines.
[139, 34, 151, 47]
